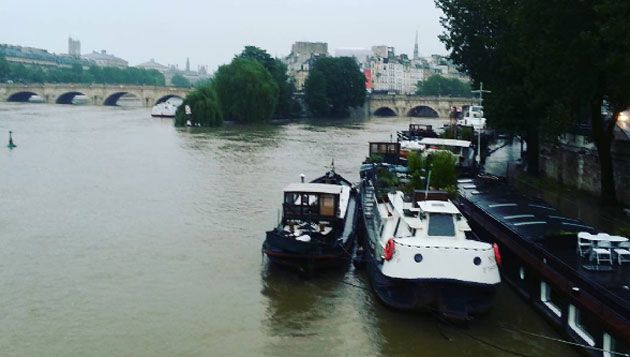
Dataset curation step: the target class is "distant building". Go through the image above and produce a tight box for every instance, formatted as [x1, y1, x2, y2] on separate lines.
[371, 45, 390, 59]
[136, 58, 210, 86]
[334, 48, 372, 67]
[369, 45, 425, 94]
[0, 43, 88, 68]
[68, 37, 81, 57]
[83, 50, 128, 68]
[284, 41, 329, 91]
[365, 33, 469, 94]
[136, 58, 169, 72]
[413, 30, 419, 60]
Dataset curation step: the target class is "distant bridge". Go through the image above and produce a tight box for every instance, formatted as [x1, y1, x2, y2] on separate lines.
[0, 83, 191, 107]
[367, 94, 479, 118]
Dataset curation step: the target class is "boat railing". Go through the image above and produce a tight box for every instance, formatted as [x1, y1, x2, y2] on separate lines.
[362, 180, 382, 237]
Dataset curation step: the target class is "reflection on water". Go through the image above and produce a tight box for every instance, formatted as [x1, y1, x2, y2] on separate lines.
[0, 103, 575, 356]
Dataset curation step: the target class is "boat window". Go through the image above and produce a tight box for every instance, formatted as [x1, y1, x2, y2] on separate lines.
[285, 193, 298, 204]
[428, 213, 455, 237]
[320, 194, 335, 217]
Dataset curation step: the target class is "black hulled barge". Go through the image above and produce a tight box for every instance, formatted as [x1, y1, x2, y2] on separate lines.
[457, 177, 630, 355]
[263, 170, 359, 274]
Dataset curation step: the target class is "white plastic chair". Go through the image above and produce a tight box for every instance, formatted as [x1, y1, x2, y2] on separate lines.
[613, 240, 630, 265]
[591, 240, 613, 265]
[576, 232, 593, 257]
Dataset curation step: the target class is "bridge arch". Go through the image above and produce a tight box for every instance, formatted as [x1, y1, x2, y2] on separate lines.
[407, 105, 439, 118]
[155, 94, 184, 105]
[373, 106, 398, 117]
[7, 91, 42, 102]
[103, 91, 142, 106]
[56, 91, 87, 104]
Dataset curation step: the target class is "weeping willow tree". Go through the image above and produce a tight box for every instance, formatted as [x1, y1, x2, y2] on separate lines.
[213, 57, 279, 123]
[174, 84, 222, 127]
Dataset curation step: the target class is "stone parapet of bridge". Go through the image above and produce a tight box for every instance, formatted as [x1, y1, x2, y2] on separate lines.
[0, 83, 191, 107]
[367, 93, 479, 118]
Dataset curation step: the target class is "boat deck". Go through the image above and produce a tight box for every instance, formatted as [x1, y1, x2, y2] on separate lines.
[458, 179, 630, 319]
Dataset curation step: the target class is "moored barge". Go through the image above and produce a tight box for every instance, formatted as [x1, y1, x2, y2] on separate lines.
[457, 177, 630, 356]
[263, 169, 359, 275]
[356, 144, 501, 321]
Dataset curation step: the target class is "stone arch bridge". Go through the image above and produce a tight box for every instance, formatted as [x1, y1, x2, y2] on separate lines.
[368, 94, 479, 118]
[0, 83, 191, 107]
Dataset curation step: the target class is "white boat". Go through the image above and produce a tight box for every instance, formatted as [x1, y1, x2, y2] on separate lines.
[399, 137, 477, 174]
[457, 105, 486, 130]
[358, 181, 501, 320]
[151, 102, 179, 118]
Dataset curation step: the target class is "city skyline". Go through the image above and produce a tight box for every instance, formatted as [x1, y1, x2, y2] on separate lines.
[0, 0, 448, 71]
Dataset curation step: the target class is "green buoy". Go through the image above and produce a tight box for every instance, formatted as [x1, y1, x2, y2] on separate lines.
[7, 130, 16, 149]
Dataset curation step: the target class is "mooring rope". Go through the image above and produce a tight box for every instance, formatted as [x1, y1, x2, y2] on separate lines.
[330, 274, 629, 357]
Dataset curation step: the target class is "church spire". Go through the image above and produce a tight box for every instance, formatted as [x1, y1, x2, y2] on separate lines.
[413, 30, 419, 60]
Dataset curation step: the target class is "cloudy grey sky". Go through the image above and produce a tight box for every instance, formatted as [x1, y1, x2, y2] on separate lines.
[0, 0, 447, 71]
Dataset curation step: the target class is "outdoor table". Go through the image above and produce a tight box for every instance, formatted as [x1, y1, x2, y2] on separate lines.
[580, 233, 628, 243]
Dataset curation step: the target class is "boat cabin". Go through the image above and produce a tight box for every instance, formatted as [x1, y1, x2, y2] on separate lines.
[417, 137, 472, 156]
[369, 142, 401, 165]
[462, 105, 484, 119]
[282, 183, 349, 222]
[387, 190, 471, 241]
[408, 124, 437, 138]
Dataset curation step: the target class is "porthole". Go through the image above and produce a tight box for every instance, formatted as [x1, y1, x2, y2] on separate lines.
[414, 254, 423, 263]
[473, 257, 482, 266]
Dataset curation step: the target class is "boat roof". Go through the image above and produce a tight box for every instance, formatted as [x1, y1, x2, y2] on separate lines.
[418, 137, 472, 148]
[283, 183, 343, 195]
[458, 179, 630, 317]
[418, 200, 460, 214]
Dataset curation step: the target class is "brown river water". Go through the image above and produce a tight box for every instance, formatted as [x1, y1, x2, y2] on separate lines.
[0, 103, 574, 356]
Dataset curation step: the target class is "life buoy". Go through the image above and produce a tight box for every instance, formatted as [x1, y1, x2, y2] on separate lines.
[383, 238, 395, 261]
[493, 243, 502, 266]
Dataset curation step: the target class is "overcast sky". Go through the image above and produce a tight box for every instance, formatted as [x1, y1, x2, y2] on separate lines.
[0, 0, 447, 71]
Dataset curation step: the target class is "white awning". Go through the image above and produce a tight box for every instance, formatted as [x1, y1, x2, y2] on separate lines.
[418, 200, 460, 214]
[283, 183, 343, 195]
[419, 137, 472, 148]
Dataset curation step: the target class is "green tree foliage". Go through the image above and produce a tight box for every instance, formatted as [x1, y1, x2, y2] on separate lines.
[436, 0, 541, 173]
[428, 151, 457, 190]
[171, 74, 190, 88]
[440, 125, 474, 142]
[304, 57, 366, 118]
[0, 55, 10, 81]
[237, 46, 297, 118]
[0, 60, 165, 85]
[213, 57, 279, 123]
[407, 151, 426, 190]
[174, 84, 222, 127]
[416, 75, 473, 97]
[436, 0, 630, 203]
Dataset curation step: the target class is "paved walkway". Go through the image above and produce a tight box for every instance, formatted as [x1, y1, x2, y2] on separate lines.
[484, 138, 629, 234]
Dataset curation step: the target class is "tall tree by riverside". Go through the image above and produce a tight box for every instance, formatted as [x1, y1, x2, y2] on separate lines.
[213, 57, 279, 123]
[304, 57, 366, 118]
[435, 0, 541, 174]
[237, 46, 298, 118]
[436, 0, 630, 203]
[174, 85, 222, 127]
